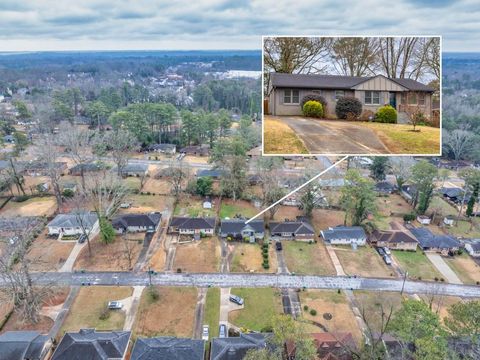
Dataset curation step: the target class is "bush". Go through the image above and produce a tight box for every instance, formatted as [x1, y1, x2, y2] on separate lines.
[403, 213, 416, 222]
[375, 105, 397, 123]
[99, 306, 110, 320]
[62, 189, 75, 198]
[302, 100, 324, 118]
[335, 97, 362, 119]
[147, 285, 159, 301]
[301, 94, 327, 110]
[360, 109, 375, 121]
[303, 305, 309, 311]
[13, 195, 30, 202]
[309, 309, 317, 316]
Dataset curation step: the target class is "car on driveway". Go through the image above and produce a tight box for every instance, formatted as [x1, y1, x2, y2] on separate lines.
[383, 247, 391, 255]
[376, 247, 385, 256]
[219, 324, 227, 338]
[229, 295, 244, 306]
[275, 241, 282, 251]
[202, 325, 209, 341]
[78, 234, 86, 244]
[107, 301, 123, 309]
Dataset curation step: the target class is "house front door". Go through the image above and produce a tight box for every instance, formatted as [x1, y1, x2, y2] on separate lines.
[389, 92, 396, 109]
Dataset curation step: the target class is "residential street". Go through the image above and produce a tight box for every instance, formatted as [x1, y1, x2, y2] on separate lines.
[278, 116, 390, 154]
[9, 271, 480, 298]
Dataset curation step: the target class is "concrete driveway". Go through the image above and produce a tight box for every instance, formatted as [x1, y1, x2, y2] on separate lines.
[426, 253, 463, 284]
[278, 116, 390, 154]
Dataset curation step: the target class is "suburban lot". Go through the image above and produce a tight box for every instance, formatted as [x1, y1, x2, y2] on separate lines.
[354, 291, 405, 332]
[299, 290, 363, 341]
[263, 116, 308, 155]
[0, 196, 56, 217]
[283, 241, 335, 275]
[141, 177, 172, 195]
[230, 243, 278, 273]
[392, 250, 442, 281]
[443, 253, 480, 285]
[74, 234, 143, 271]
[59, 287, 133, 338]
[118, 194, 174, 214]
[376, 194, 412, 217]
[311, 208, 346, 230]
[204, 288, 220, 339]
[334, 246, 394, 278]
[219, 199, 257, 219]
[174, 196, 216, 217]
[133, 287, 197, 338]
[229, 288, 283, 331]
[173, 237, 221, 272]
[26, 231, 75, 271]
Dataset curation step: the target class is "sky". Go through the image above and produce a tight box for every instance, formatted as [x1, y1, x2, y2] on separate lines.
[0, 0, 479, 52]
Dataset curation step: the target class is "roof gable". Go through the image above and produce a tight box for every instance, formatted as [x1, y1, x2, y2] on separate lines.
[352, 74, 408, 91]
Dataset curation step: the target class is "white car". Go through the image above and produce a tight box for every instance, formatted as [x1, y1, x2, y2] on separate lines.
[202, 325, 209, 341]
[383, 247, 392, 255]
[107, 301, 123, 309]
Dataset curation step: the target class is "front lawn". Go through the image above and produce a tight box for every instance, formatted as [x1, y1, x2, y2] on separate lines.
[228, 288, 283, 331]
[174, 237, 221, 272]
[354, 291, 405, 332]
[283, 241, 335, 276]
[230, 243, 277, 273]
[443, 253, 480, 285]
[204, 288, 220, 339]
[360, 122, 440, 155]
[334, 245, 394, 278]
[264, 116, 308, 155]
[392, 250, 442, 281]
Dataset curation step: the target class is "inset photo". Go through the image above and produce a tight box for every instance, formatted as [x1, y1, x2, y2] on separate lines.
[263, 36, 441, 156]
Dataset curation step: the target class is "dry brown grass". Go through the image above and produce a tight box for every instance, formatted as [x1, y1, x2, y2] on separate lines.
[133, 287, 197, 338]
[283, 241, 335, 276]
[230, 243, 278, 273]
[376, 194, 413, 217]
[26, 230, 75, 271]
[335, 246, 394, 278]
[444, 253, 480, 285]
[142, 178, 172, 194]
[73, 234, 143, 271]
[299, 290, 363, 342]
[311, 209, 346, 231]
[119, 194, 174, 215]
[174, 237, 221, 272]
[354, 291, 405, 332]
[0, 197, 56, 217]
[273, 206, 303, 221]
[264, 116, 308, 155]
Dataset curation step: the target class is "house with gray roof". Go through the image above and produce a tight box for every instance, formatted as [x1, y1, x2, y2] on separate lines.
[267, 73, 435, 119]
[465, 240, 480, 257]
[47, 212, 98, 236]
[69, 162, 106, 176]
[52, 329, 130, 360]
[145, 143, 176, 154]
[410, 227, 460, 254]
[321, 226, 367, 246]
[210, 333, 271, 360]
[270, 216, 315, 241]
[130, 337, 204, 360]
[168, 217, 216, 236]
[0, 330, 51, 360]
[220, 219, 265, 242]
[120, 163, 148, 177]
[112, 212, 161, 234]
[196, 169, 224, 179]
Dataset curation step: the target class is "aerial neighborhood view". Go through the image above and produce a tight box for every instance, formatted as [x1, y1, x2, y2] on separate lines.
[1, 4, 480, 360]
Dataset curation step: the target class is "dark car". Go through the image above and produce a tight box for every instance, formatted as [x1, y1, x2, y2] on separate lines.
[219, 324, 227, 338]
[229, 295, 244, 306]
[376, 247, 385, 256]
[78, 234, 86, 244]
[275, 241, 283, 251]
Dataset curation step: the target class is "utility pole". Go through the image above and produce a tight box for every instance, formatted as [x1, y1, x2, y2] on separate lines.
[401, 271, 409, 296]
[148, 266, 152, 286]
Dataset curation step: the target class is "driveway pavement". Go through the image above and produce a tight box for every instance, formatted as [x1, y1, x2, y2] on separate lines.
[278, 116, 390, 155]
[123, 285, 145, 331]
[193, 288, 207, 339]
[426, 253, 463, 284]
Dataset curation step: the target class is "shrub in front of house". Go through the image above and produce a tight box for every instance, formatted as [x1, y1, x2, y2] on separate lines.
[335, 97, 362, 120]
[301, 94, 327, 110]
[302, 100, 324, 118]
[375, 105, 397, 123]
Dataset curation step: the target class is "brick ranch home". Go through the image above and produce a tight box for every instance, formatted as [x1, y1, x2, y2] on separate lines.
[266, 73, 435, 120]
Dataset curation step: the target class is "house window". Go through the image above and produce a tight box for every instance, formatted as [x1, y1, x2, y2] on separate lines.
[365, 91, 380, 105]
[311, 90, 322, 95]
[335, 90, 345, 100]
[419, 93, 425, 105]
[284, 89, 300, 104]
[408, 92, 417, 105]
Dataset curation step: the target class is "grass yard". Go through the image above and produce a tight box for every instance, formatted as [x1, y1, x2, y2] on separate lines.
[444, 220, 480, 238]
[354, 291, 405, 332]
[376, 194, 413, 217]
[311, 208, 346, 230]
[263, 116, 308, 155]
[174, 196, 216, 217]
[0, 196, 56, 217]
[204, 288, 220, 339]
[299, 290, 363, 341]
[142, 177, 172, 195]
[73, 234, 143, 271]
[174, 237, 221, 272]
[122, 176, 143, 191]
[419, 294, 465, 323]
[229, 288, 283, 331]
[427, 196, 458, 217]
[283, 241, 335, 276]
[26, 230, 75, 271]
[360, 122, 440, 155]
[334, 246, 394, 278]
[133, 287, 197, 338]
[119, 194, 174, 214]
[59, 287, 132, 339]
[392, 250, 442, 281]
[230, 243, 278, 273]
[219, 199, 257, 219]
[443, 253, 480, 285]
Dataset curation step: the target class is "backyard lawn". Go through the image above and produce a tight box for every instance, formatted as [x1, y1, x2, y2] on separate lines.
[335, 246, 394, 278]
[427, 196, 457, 217]
[119, 194, 174, 214]
[299, 290, 362, 341]
[204, 288, 220, 339]
[443, 253, 480, 285]
[133, 287, 197, 338]
[0, 196, 56, 217]
[283, 241, 335, 276]
[392, 250, 442, 281]
[360, 122, 440, 155]
[229, 288, 283, 331]
[263, 116, 308, 155]
[174, 196, 216, 217]
[59, 287, 132, 339]
[219, 199, 257, 219]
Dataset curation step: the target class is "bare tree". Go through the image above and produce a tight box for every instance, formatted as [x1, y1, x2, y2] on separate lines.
[378, 37, 420, 79]
[161, 161, 190, 201]
[444, 126, 475, 168]
[98, 129, 139, 176]
[330, 37, 380, 76]
[5, 157, 26, 195]
[389, 157, 415, 193]
[122, 234, 136, 270]
[66, 194, 96, 257]
[37, 134, 63, 209]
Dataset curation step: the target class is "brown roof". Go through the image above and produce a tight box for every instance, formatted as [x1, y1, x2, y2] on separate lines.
[373, 230, 418, 244]
[286, 333, 355, 360]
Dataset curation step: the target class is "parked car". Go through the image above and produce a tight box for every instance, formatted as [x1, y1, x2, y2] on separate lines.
[275, 241, 283, 251]
[107, 301, 123, 309]
[229, 295, 244, 306]
[78, 234, 86, 244]
[202, 325, 209, 341]
[383, 247, 391, 255]
[376, 247, 385, 256]
[219, 324, 227, 338]
[120, 203, 131, 208]
[383, 255, 392, 265]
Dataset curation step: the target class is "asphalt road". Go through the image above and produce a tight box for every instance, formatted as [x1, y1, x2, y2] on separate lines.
[8, 272, 480, 298]
[279, 117, 390, 155]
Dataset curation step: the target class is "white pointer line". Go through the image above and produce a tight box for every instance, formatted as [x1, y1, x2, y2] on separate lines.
[246, 155, 349, 224]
